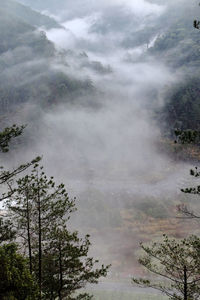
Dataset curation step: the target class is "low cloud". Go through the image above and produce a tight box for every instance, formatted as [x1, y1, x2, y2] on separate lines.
[3, 0, 194, 274]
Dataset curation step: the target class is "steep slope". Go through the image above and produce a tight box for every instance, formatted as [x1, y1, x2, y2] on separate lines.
[0, 0, 95, 114]
[15, 0, 66, 12]
[0, 11, 55, 57]
[0, 0, 61, 30]
[0, 0, 61, 56]
[146, 1, 200, 133]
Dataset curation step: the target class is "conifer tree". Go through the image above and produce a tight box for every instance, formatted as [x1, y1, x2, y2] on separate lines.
[8, 164, 109, 299]
[42, 225, 109, 300]
[0, 124, 41, 202]
[8, 163, 75, 299]
[133, 235, 200, 300]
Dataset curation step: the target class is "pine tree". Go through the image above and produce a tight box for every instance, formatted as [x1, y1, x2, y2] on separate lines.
[0, 124, 41, 202]
[133, 235, 200, 300]
[8, 163, 75, 299]
[8, 163, 109, 299]
[42, 225, 109, 300]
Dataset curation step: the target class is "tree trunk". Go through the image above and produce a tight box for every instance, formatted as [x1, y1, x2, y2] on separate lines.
[184, 265, 187, 300]
[26, 189, 32, 274]
[58, 241, 63, 300]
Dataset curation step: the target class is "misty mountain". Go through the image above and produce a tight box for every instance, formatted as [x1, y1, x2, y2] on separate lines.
[0, 0, 60, 60]
[0, 0, 62, 30]
[21, 0, 165, 52]
[116, 1, 200, 133]
[0, 0, 99, 116]
[149, 4, 200, 71]
[1, 0, 200, 280]
[17, 0, 68, 13]
[1, 0, 199, 144]
[1, 0, 199, 150]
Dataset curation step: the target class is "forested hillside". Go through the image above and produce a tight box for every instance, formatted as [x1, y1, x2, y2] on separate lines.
[4, 0, 200, 130]
[0, 0, 62, 29]
[0, 0, 100, 120]
[147, 1, 200, 132]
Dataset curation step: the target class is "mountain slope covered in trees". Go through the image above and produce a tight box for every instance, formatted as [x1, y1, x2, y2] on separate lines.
[0, 0, 62, 30]
[0, 0, 97, 117]
[146, 1, 200, 132]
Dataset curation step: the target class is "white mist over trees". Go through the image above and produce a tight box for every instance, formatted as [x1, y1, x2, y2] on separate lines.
[0, 0, 200, 298]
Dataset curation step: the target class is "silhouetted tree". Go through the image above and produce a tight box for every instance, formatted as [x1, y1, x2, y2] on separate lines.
[133, 235, 200, 300]
[42, 225, 109, 300]
[8, 164, 109, 299]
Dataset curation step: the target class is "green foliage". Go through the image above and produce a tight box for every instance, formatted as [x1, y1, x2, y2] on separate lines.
[0, 124, 41, 201]
[175, 129, 200, 144]
[133, 235, 200, 299]
[9, 163, 76, 235]
[0, 124, 24, 153]
[7, 163, 76, 297]
[0, 217, 16, 243]
[181, 166, 200, 195]
[7, 164, 110, 299]
[0, 243, 38, 300]
[0, 155, 41, 187]
[0, 125, 42, 298]
[176, 165, 200, 219]
[42, 226, 109, 299]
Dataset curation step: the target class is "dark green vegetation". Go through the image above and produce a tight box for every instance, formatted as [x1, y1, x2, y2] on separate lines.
[0, 243, 38, 300]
